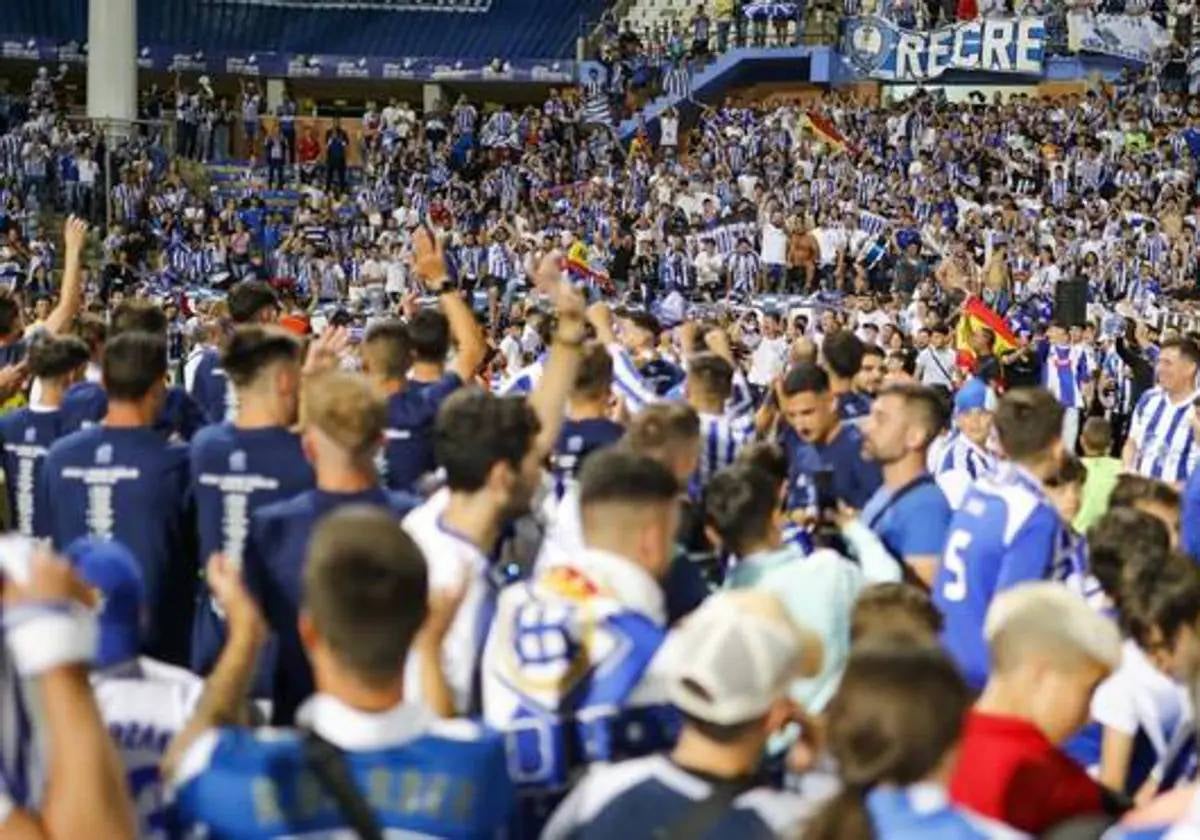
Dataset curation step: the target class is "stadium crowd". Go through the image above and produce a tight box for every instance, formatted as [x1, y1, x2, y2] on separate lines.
[6, 51, 1200, 840]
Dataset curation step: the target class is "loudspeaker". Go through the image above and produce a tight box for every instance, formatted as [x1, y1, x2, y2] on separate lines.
[1054, 280, 1088, 327]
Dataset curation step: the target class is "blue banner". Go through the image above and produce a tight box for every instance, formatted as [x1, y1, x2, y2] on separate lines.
[841, 16, 1046, 81]
[0, 36, 576, 83]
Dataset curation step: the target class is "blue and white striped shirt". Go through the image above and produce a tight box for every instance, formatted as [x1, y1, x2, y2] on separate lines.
[1130, 387, 1200, 483]
[696, 412, 756, 490]
[935, 431, 996, 481]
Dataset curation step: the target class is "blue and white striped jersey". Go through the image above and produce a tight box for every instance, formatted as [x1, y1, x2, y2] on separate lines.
[1042, 343, 1092, 409]
[696, 411, 756, 489]
[1130, 387, 1200, 484]
[934, 430, 996, 482]
[932, 463, 1062, 691]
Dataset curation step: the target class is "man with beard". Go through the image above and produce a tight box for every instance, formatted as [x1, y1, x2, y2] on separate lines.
[858, 384, 954, 588]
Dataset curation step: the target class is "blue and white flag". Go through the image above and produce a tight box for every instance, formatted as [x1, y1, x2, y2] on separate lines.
[841, 15, 1046, 81]
[1067, 12, 1170, 63]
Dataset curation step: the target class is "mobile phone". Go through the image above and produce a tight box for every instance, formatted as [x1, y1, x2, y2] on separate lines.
[813, 468, 837, 517]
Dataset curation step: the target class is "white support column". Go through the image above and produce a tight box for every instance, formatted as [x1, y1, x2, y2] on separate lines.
[423, 83, 446, 113]
[87, 0, 137, 126]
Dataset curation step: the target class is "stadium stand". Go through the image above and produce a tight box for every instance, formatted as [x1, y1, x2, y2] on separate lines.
[5, 0, 602, 59]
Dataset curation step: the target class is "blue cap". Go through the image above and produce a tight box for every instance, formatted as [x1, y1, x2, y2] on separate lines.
[65, 537, 144, 668]
[954, 377, 992, 417]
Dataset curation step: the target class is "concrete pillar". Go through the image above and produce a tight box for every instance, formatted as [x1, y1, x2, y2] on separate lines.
[423, 83, 445, 113]
[87, 0, 137, 126]
[266, 78, 286, 114]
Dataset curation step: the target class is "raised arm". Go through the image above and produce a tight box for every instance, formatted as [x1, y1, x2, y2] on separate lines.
[1, 551, 136, 840]
[528, 255, 586, 461]
[162, 554, 266, 783]
[411, 228, 486, 382]
[43, 216, 87, 336]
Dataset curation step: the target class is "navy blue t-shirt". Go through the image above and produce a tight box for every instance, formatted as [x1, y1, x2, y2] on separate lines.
[188, 423, 315, 674]
[379, 374, 462, 492]
[243, 486, 419, 724]
[0, 406, 71, 537]
[552, 417, 625, 497]
[836, 391, 873, 421]
[42, 426, 195, 664]
[61, 381, 207, 442]
[188, 347, 232, 425]
[781, 423, 882, 511]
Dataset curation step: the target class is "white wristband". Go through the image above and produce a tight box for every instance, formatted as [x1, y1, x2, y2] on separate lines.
[3, 602, 98, 677]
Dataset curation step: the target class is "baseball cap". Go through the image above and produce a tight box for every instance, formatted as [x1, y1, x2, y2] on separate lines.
[65, 537, 144, 669]
[668, 591, 812, 726]
[954, 377, 993, 417]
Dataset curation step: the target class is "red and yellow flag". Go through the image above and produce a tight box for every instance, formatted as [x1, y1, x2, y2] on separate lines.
[802, 110, 856, 155]
[955, 296, 1019, 369]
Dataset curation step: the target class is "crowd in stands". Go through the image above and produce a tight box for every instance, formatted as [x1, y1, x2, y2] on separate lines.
[8, 49, 1200, 840]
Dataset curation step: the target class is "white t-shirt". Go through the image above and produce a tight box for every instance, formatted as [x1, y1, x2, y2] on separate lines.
[749, 335, 789, 386]
[402, 495, 492, 715]
[92, 658, 204, 839]
[761, 223, 787, 266]
[660, 116, 679, 148]
[1090, 641, 1193, 777]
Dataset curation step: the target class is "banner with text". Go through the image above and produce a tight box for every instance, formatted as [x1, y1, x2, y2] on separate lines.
[841, 16, 1046, 81]
[0, 37, 575, 83]
[1067, 12, 1170, 63]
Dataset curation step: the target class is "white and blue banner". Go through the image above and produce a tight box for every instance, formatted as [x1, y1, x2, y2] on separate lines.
[1067, 12, 1170, 64]
[0, 35, 575, 83]
[842, 16, 1046, 81]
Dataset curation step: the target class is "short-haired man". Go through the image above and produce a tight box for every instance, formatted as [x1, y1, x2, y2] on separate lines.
[542, 590, 818, 839]
[933, 387, 1065, 690]
[1125, 337, 1200, 486]
[778, 361, 882, 511]
[401, 273, 585, 718]
[167, 508, 516, 837]
[951, 583, 1126, 834]
[915, 323, 957, 389]
[243, 370, 418, 724]
[60, 299, 208, 442]
[686, 351, 755, 489]
[483, 449, 686, 832]
[0, 335, 89, 537]
[822, 329, 871, 420]
[361, 243, 486, 492]
[186, 279, 280, 423]
[859, 383, 953, 586]
[188, 326, 316, 675]
[549, 342, 624, 500]
[43, 332, 195, 665]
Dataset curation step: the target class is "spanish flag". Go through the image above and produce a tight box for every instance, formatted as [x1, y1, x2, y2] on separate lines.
[564, 242, 614, 294]
[802, 110, 856, 155]
[956, 296, 1019, 369]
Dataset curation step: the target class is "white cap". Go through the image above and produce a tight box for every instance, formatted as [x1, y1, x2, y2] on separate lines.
[668, 590, 813, 726]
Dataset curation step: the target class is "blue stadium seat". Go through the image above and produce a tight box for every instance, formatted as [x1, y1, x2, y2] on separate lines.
[3, 0, 604, 60]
